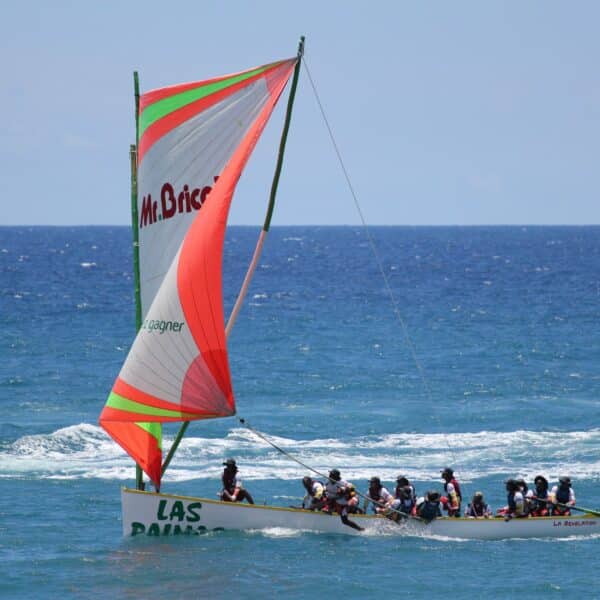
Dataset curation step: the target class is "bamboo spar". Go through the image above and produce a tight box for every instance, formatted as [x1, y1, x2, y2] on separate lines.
[161, 38, 305, 478]
[226, 36, 305, 335]
[131, 71, 145, 491]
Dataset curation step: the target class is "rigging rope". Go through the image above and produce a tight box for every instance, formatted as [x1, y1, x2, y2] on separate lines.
[301, 57, 462, 472]
[238, 418, 422, 522]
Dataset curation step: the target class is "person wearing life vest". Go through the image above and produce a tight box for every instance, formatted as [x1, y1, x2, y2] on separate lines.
[390, 478, 417, 520]
[363, 476, 393, 514]
[440, 467, 462, 517]
[301, 476, 325, 510]
[464, 491, 492, 518]
[345, 483, 363, 514]
[324, 469, 364, 531]
[417, 490, 443, 522]
[550, 476, 576, 516]
[529, 475, 550, 517]
[496, 479, 526, 519]
[515, 478, 532, 515]
[395, 476, 416, 506]
[220, 458, 254, 504]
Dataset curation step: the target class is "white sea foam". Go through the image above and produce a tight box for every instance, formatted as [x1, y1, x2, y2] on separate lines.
[249, 527, 308, 538]
[1, 424, 599, 483]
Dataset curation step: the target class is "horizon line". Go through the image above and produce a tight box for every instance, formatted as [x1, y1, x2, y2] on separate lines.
[1, 223, 599, 228]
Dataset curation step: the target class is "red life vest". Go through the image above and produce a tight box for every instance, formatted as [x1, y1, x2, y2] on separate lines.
[444, 478, 462, 509]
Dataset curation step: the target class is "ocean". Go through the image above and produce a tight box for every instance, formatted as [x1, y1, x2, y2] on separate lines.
[1, 225, 599, 598]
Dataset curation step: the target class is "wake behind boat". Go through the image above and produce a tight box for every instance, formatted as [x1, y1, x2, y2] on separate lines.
[98, 38, 599, 541]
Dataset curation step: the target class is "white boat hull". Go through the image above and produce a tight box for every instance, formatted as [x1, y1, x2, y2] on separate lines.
[121, 488, 600, 540]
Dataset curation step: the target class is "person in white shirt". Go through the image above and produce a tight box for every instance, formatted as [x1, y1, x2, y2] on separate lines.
[515, 478, 533, 515]
[440, 467, 462, 517]
[464, 491, 492, 518]
[220, 458, 254, 504]
[301, 476, 325, 510]
[549, 476, 576, 515]
[363, 477, 393, 514]
[497, 479, 526, 519]
[324, 469, 364, 531]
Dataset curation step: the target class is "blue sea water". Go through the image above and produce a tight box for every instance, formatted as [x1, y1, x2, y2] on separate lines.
[1, 225, 599, 599]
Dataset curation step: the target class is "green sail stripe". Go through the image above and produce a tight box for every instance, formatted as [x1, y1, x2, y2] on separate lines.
[139, 64, 272, 138]
[135, 421, 163, 450]
[107, 392, 197, 419]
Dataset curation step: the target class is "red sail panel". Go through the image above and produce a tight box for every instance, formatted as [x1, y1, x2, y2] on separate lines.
[102, 421, 162, 489]
[177, 59, 297, 412]
[99, 57, 297, 489]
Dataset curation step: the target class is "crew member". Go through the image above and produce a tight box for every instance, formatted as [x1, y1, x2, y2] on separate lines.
[464, 491, 492, 518]
[301, 476, 325, 510]
[324, 469, 364, 531]
[390, 481, 417, 520]
[441, 467, 462, 517]
[515, 478, 532, 515]
[363, 476, 393, 514]
[346, 483, 362, 514]
[550, 476, 576, 516]
[529, 475, 550, 517]
[395, 475, 416, 506]
[417, 490, 442, 521]
[220, 458, 254, 504]
[497, 479, 526, 519]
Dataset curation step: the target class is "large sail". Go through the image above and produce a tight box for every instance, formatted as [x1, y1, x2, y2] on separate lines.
[99, 58, 298, 488]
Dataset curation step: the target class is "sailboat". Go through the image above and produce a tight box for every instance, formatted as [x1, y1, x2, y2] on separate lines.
[99, 39, 599, 539]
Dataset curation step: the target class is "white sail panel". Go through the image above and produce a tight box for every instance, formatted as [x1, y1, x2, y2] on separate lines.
[137, 77, 272, 317]
[118, 246, 229, 414]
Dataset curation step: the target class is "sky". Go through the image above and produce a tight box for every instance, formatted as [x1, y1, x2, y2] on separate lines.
[2, 1, 599, 226]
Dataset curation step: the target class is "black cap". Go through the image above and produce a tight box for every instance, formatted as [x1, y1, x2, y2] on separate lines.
[559, 476, 571, 485]
[329, 469, 341, 481]
[441, 467, 453, 478]
[222, 458, 237, 468]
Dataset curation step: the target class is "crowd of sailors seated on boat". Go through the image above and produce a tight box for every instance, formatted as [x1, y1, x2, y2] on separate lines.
[298, 467, 464, 522]
[219, 460, 576, 522]
[496, 475, 576, 520]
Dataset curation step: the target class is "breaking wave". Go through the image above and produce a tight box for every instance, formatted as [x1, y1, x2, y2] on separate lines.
[1, 424, 599, 483]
